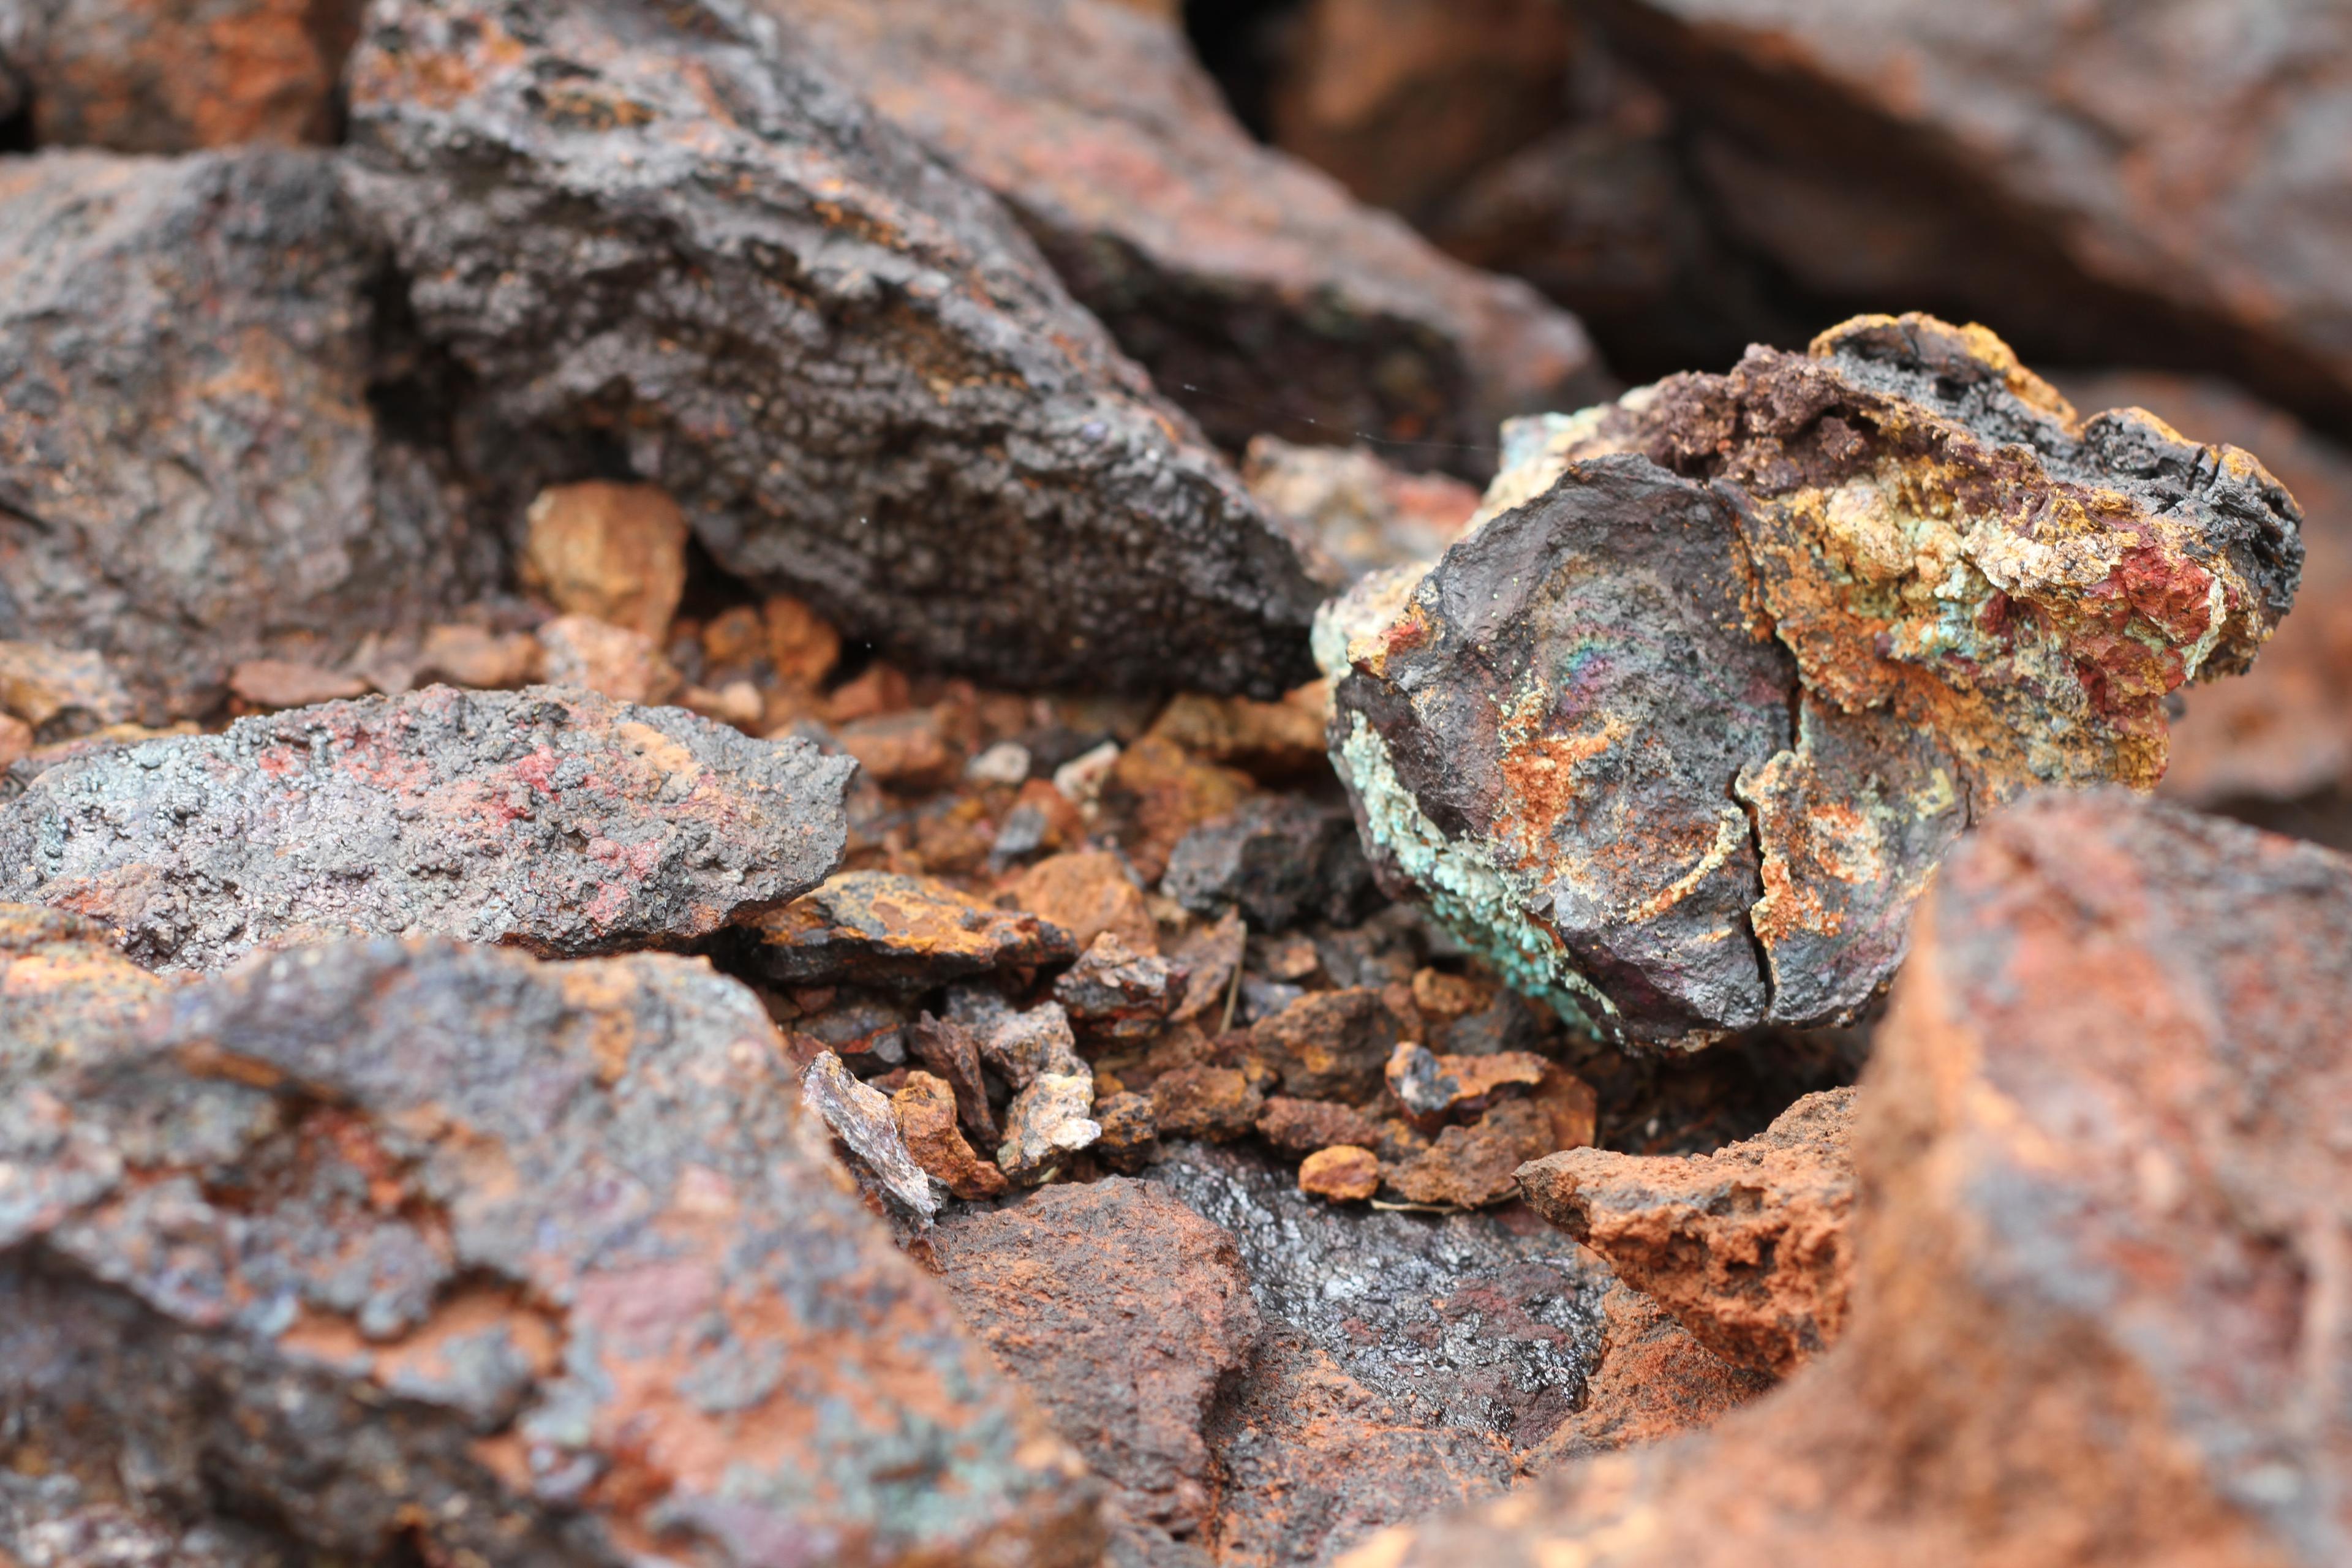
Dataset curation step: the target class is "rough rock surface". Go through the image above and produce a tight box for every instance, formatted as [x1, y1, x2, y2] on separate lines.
[769, 0, 1599, 473]
[0, 937, 1099, 1568]
[0, 685, 853, 972]
[738, 870, 1076, 990]
[1344, 790, 2352, 1567]
[0, 148, 487, 722]
[892, 1070, 1007, 1200]
[342, 0, 1323, 698]
[802, 1047, 943, 1223]
[1243, 439, 1482, 584]
[1163, 796, 1375, 933]
[1330, 315, 2304, 1046]
[1519, 1087, 1856, 1374]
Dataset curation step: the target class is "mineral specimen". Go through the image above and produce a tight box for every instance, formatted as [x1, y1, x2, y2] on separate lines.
[739, 870, 1076, 991]
[1329, 314, 2304, 1046]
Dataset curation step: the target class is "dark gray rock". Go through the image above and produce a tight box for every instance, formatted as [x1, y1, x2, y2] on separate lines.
[1161, 796, 1373, 932]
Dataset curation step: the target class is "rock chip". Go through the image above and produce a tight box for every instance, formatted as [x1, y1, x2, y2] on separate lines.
[1091, 1090, 1162, 1174]
[1298, 1145, 1380, 1202]
[1163, 795, 1376, 933]
[1518, 1087, 1856, 1374]
[1381, 1099, 1561, 1209]
[0, 684, 853, 972]
[0, 641, 135, 739]
[910, 1011, 1000, 1145]
[0, 937, 1099, 1567]
[1385, 1044, 1550, 1122]
[1012, 850, 1161, 953]
[1053, 931, 1188, 1039]
[1151, 1065, 1266, 1143]
[226, 659, 370, 710]
[1520, 1280, 1773, 1469]
[891, 1071, 1008, 1200]
[835, 709, 964, 794]
[534, 615, 684, 707]
[1250, 987, 1403, 1104]
[0, 149, 488, 721]
[741, 871, 1077, 991]
[769, 0, 1599, 473]
[1331, 314, 2304, 1046]
[1243, 438, 1483, 581]
[802, 1047, 943, 1222]
[520, 482, 690, 643]
[1255, 1095, 1381, 1155]
[342, 0, 1322, 697]
[998, 1072, 1102, 1182]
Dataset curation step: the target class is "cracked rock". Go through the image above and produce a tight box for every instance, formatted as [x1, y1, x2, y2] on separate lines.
[740, 870, 1077, 992]
[0, 937, 1099, 1568]
[892, 1069, 1008, 1200]
[0, 684, 854, 973]
[1330, 314, 2304, 1047]
[342, 0, 1323, 697]
[1052, 931, 1188, 1039]
[802, 1047, 944, 1223]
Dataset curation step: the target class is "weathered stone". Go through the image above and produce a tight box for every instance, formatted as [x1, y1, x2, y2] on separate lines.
[1298, 1145, 1380, 1202]
[1102, 736, 1254, 883]
[741, 871, 1076, 992]
[1012, 850, 1160, 954]
[1519, 1280, 1773, 1469]
[226, 658, 369, 710]
[0, 903, 167, 1086]
[0, 937, 1099, 1567]
[1243, 438, 1483, 582]
[1332, 315, 2304, 1047]
[0, 641, 134, 741]
[1163, 795, 1376, 933]
[1145, 683, 1333, 785]
[0, 715, 29, 774]
[1381, 1099, 1562, 1209]
[0, 1473, 302, 1568]
[1250, 988, 1402, 1104]
[342, 0, 1321, 698]
[1151, 1066, 1265, 1143]
[520, 482, 689, 643]
[999, 1072, 1102, 1181]
[836, 708, 963, 794]
[802, 1047, 943, 1223]
[891, 1070, 1008, 1200]
[534, 615, 684, 707]
[1384, 1043, 1549, 1121]
[1255, 1095, 1381, 1155]
[949, 987, 1088, 1087]
[910, 1011, 1000, 1146]
[1519, 1087, 1856, 1375]
[768, 0, 1599, 474]
[1344, 790, 2352, 1567]
[1091, 1090, 1161, 1174]
[0, 685, 853, 972]
[0, 149, 488, 722]
[2, 0, 361, 152]
[763, 592, 843, 693]
[417, 622, 543, 690]
[1053, 931, 1188, 1039]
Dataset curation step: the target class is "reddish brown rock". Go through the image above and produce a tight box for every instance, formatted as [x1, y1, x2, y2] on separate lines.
[934, 1179, 1261, 1559]
[415, 622, 543, 690]
[909, 1012, 1000, 1147]
[1011, 850, 1160, 954]
[0, 641, 134, 740]
[763, 593, 843, 693]
[1146, 683, 1333, 785]
[1346, 790, 2352, 1567]
[1256, 1095, 1382, 1155]
[1298, 1145, 1381, 1203]
[1153, 1065, 1267, 1143]
[1520, 1280, 1773, 1469]
[1053, 931, 1188, 1039]
[226, 658, 369, 710]
[835, 708, 964, 794]
[535, 614, 683, 707]
[0, 903, 167, 1080]
[0, 715, 29, 774]
[1243, 438, 1483, 582]
[1384, 1043, 1550, 1122]
[1251, 988, 1402, 1104]
[0, 685, 853, 973]
[769, 0, 1599, 473]
[342, 0, 1321, 698]
[1381, 1099, 1562, 1209]
[892, 1069, 1008, 1200]
[802, 1047, 943, 1223]
[740, 870, 1077, 992]
[0, 938, 1099, 1567]
[1102, 736, 1254, 883]
[1519, 1088, 1856, 1376]
[519, 482, 689, 643]
[1091, 1090, 1162, 1174]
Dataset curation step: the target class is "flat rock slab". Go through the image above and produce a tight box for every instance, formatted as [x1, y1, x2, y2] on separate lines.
[0, 684, 853, 972]
[737, 870, 1076, 990]
[1331, 314, 2305, 1046]
[342, 0, 1324, 698]
[0, 148, 489, 722]
[0, 937, 1099, 1568]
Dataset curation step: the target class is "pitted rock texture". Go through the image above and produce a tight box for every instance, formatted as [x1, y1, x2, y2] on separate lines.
[0, 938, 1100, 1568]
[1330, 314, 2304, 1046]
[1518, 1087, 1855, 1375]
[1, 0, 362, 152]
[768, 0, 1599, 476]
[0, 148, 489, 722]
[0, 685, 853, 973]
[342, 0, 1324, 698]
[1343, 790, 2352, 1568]
[0, 1472, 304, 1568]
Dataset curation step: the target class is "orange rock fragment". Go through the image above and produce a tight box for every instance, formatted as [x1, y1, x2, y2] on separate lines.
[1298, 1144, 1380, 1202]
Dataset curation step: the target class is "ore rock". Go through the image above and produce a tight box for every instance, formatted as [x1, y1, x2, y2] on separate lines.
[341, 0, 1324, 698]
[891, 1070, 1008, 1200]
[0, 148, 491, 722]
[0, 937, 1101, 1568]
[802, 1047, 944, 1223]
[0, 684, 854, 973]
[740, 870, 1077, 992]
[1162, 795, 1378, 933]
[1344, 790, 2352, 1568]
[1330, 314, 2305, 1047]
[767, 0, 1601, 475]
[998, 1071, 1102, 1182]
[910, 1011, 1000, 1145]
[1052, 930, 1188, 1039]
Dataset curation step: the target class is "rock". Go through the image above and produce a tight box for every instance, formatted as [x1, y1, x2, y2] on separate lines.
[1167, 909, 1248, 1026]
[1381, 1099, 1562, 1209]
[0, 716, 28, 774]
[0, 1474, 302, 1568]
[1012, 850, 1160, 954]
[1102, 736, 1253, 882]
[1163, 795, 1376, 933]
[1255, 1095, 1381, 1155]
[739, 871, 1077, 992]
[768, 0, 1600, 475]
[1242, 438, 1483, 581]
[342, 0, 1321, 699]
[0, 903, 167, 1079]
[1518, 1087, 1856, 1376]
[802, 1047, 943, 1223]
[417, 622, 543, 690]
[226, 658, 369, 709]
[1331, 314, 2304, 1047]
[910, 1011, 1000, 1146]
[517, 482, 690, 643]
[835, 708, 964, 794]
[1519, 1280, 1773, 1469]
[1384, 1044, 1550, 1121]
[933, 1180, 1261, 1558]
[763, 592, 843, 692]
[1250, 988, 1402, 1104]
[1344, 789, 2352, 1567]
[949, 988, 1088, 1086]
[1145, 684, 1333, 784]
[1091, 1090, 1161, 1174]
[2, 0, 361, 151]
[1298, 1145, 1381, 1202]
[0, 937, 1099, 1567]
[0, 684, 853, 972]
[891, 1072, 1006, 1200]
[998, 1071, 1102, 1182]
[0, 149, 486, 722]
[1053, 931, 1188, 1039]
[0, 641, 134, 739]
[534, 614, 684, 707]
[1151, 1065, 1265, 1142]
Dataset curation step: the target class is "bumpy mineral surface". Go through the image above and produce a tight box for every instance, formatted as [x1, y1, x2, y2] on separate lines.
[736, 870, 1077, 991]
[0, 685, 853, 971]
[0, 147, 488, 721]
[1346, 789, 2352, 1568]
[342, 0, 1324, 698]
[0, 935, 1099, 1568]
[1329, 314, 2305, 1046]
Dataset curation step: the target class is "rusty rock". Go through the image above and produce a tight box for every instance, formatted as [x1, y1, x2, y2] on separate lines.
[1243, 438, 1483, 582]
[1298, 1145, 1381, 1203]
[0, 684, 853, 972]
[891, 1069, 1007, 1202]
[1151, 1066, 1265, 1144]
[0, 716, 28, 774]
[1381, 1099, 1564, 1210]
[835, 709, 964, 794]
[1145, 684, 1333, 785]
[534, 615, 684, 708]
[1052, 931, 1188, 1039]
[1520, 1280, 1773, 1469]
[1250, 987, 1402, 1104]
[802, 1047, 944, 1223]
[1255, 1095, 1381, 1155]
[1518, 1087, 1856, 1376]
[1163, 795, 1376, 934]
[417, 622, 544, 690]
[910, 1012, 1000, 1146]
[949, 987, 1087, 1087]
[1011, 850, 1160, 954]
[0, 937, 1099, 1567]
[1384, 1043, 1549, 1121]
[226, 658, 370, 710]
[1331, 314, 2304, 1047]
[0, 149, 488, 723]
[998, 1071, 1102, 1182]
[520, 482, 690, 643]
[740, 871, 1077, 992]
[768, 0, 1599, 475]
[0, 641, 134, 740]
[342, 0, 1321, 698]
[0, 904, 167, 1084]
[1091, 1090, 1161, 1174]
